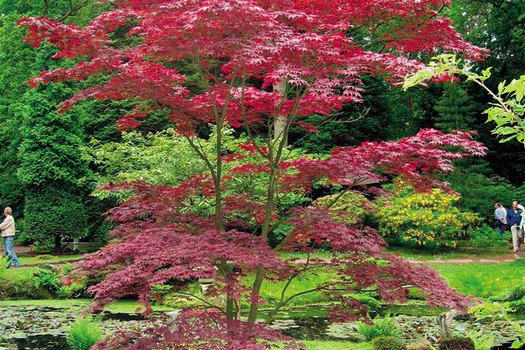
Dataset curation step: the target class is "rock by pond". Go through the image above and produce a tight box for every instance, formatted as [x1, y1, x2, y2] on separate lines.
[0, 304, 155, 350]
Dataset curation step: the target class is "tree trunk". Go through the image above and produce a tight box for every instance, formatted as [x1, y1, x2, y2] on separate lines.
[273, 82, 288, 147]
[54, 235, 61, 254]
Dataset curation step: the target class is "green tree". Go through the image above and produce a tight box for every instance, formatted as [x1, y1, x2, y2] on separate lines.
[434, 82, 477, 132]
[0, 2, 101, 251]
[18, 85, 91, 252]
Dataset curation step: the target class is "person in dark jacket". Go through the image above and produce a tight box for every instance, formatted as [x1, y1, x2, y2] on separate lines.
[507, 201, 523, 253]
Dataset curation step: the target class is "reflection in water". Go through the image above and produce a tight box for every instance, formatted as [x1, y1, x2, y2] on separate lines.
[4, 334, 70, 350]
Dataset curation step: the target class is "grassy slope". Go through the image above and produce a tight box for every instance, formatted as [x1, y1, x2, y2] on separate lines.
[429, 259, 525, 298]
[17, 254, 84, 265]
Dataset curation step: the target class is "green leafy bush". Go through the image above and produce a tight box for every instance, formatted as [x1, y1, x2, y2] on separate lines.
[13, 219, 32, 245]
[466, 225, 510, 248]
[377, 183, 480, 249]
[467, 330, 494, 350]
[371, 336, 407, 350]
[24, 187, 88, 252]
[314, 190, 376, 226]
[67, 316, 103, 350]
[444, 171, 525, 219]
[32, 269, 60, 294]
[356, 314, 401, 341]
[490, 283, 525, 313]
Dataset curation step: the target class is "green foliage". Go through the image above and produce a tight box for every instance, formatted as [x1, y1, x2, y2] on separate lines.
[302, 341, 373, 350]
[377, 183, 480, 249]
[466, 330, 494, 350]
[468, 301, 512, 322]
[24, 186, 88, 251]
[290, 76, 434, 154]
[446, 0, 525, 83]
[0, 265, 52, 299]
[90, 128, 210, 194]
[490, 283, 525, 314]
[370, 336, 407, 350]
[356, 314, 401, 342]
[32, 268, 60, 294]
[0, 5, 104, 246]
[404, 54, 525, 145]
[91, 127, 310, 231]
[466, 225, 509, 248]
[17, 88, 91, 188]
[434, 82, 477, 133]
[467, 301, 525, 349]
[314, 191, 375, 226]
[67, 316, 103, 350]
[444, 170, 525, 218]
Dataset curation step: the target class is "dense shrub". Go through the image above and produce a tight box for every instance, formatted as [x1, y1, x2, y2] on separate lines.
[438, 337, 475, 350]
[445, 171, 525, 221]
[377, 185, 479, 249]
[356, 314, 401, 341]
[24, 187, 88, 252]
[466, 225, 510, 248]
[13, 219, 32, 245]
[32, 268, 61, 294]
[314, 190, 376, 226]
[371, 336, 407, 350]
[67, 316, 103, 350]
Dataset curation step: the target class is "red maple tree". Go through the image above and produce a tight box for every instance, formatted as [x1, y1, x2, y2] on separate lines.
[21, 1, 488, 349]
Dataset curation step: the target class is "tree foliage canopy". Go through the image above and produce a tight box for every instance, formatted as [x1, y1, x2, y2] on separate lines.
[21, 0, 491, 348]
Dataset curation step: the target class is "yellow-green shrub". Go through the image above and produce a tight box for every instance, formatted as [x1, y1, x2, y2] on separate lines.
[314, 190, 375, 226]
[377, 187, 479, 249]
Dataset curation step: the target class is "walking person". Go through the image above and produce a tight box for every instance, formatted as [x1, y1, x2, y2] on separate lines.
[1, 207, 19, 268]
[494, 202, 507, 235]
[507, 201, 523, 253]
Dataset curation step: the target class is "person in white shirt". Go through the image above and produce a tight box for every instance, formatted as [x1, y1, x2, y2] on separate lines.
[494, 202, 507, 235]
[0, 207, 19, 268]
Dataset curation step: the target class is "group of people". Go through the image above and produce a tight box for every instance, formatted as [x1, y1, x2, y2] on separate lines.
[494, 201, 525, 253]
[0, 207, 19, 268]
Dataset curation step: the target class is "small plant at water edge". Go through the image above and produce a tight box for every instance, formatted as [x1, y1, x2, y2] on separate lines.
[356, 313, 401, 341]
[67, 316, 103, 350]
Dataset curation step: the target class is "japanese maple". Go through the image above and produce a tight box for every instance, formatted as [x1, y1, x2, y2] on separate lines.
[21, 0, 488, 349]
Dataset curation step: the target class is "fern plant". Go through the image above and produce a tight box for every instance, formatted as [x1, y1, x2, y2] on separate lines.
[356, 313, 401, 341]
[67, 316, 103, 350]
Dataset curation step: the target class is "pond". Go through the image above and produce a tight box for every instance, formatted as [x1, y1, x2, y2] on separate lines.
[0, 303, 524, 349]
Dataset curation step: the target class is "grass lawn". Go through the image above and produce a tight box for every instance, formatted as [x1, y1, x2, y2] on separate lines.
[385, 245, 512, 261]
[430, 259, 525, 298]
[279, 245, 512, 262]
[18, 254, 84, 266]
[0, 264, 40, 283]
